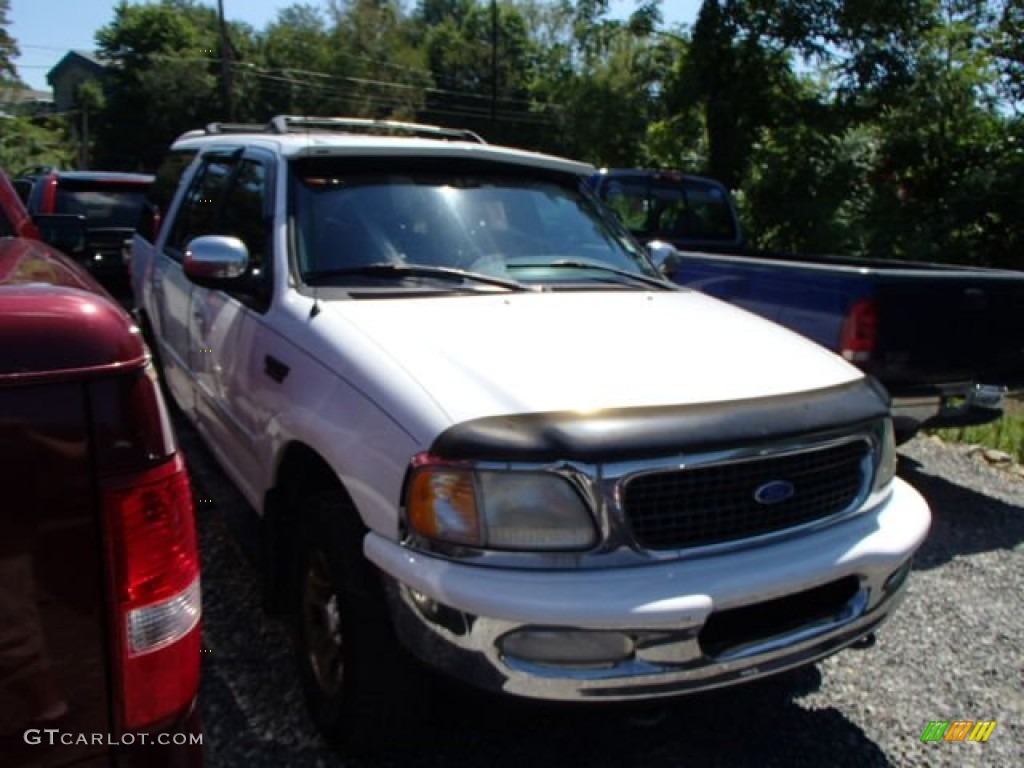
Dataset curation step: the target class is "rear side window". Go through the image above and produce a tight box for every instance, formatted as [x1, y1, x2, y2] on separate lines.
[601, 175, 737, 243]
[677, 180, 736, 241]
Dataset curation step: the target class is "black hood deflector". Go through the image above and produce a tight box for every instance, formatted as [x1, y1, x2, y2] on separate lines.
[430, 378, 888, 463]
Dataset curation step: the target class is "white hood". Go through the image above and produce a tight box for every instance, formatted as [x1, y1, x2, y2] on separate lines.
[326, 289, 862, 425]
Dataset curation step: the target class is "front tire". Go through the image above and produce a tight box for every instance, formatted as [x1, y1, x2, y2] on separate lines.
[290, 489, 429, 751]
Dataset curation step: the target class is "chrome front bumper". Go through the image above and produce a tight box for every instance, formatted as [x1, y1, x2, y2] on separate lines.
[364, 477, 930, 702]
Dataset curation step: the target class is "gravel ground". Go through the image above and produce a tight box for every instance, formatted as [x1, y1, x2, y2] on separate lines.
[184, 428, 1023, 767]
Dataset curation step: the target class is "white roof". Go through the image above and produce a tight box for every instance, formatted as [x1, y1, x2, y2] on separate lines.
[172, 130, 595, 177]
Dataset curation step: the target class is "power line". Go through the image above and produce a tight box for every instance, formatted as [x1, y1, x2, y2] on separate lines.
[19, 40, 561, 112]
[13, 48, 562, 128]
[251, 70, 559, 119]
[16, 44, 76, 51]
[143, 53, 564, 113]
[239, 70, 557, 128]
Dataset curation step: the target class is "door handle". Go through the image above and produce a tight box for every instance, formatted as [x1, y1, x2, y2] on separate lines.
[264, 355, 290, 383]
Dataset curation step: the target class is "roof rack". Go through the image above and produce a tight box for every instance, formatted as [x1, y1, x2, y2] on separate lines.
[269, 115, 487, 144]
[198, 115, 486, 144]
[203, 121, 270, 135]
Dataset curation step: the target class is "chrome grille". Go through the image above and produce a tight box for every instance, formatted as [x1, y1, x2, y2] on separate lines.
[622, 440, 870, 550]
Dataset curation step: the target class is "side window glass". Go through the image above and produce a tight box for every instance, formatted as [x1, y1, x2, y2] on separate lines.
[143, 149, 198, 242]
[164, 154, 237, 261]
[220, 159, 269, 281]
[603, 181, 649, 233]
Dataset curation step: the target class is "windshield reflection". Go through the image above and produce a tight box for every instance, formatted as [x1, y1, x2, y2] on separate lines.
[292, 163, 658, 287]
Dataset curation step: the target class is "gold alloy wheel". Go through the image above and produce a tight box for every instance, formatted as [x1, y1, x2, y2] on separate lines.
[302, 549, 345, 696]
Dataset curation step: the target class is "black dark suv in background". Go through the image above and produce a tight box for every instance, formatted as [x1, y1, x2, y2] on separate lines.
[21, 170, 154, 296]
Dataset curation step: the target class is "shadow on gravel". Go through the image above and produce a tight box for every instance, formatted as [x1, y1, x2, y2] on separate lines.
[201, 635, 896, 768]
[897, 456, 1024, 570]
[331, 667, 894, 768]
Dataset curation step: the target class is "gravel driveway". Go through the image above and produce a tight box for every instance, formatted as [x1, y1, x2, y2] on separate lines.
[183, 426, 1022, 768]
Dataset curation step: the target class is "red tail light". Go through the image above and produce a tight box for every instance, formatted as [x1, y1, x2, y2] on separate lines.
[103, 454, 200, 731]
[41, 173, 59, 213]
[840, 298, 878, 364]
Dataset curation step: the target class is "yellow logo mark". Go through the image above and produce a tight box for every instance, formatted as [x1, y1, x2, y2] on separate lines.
[968, 721, 997, 742]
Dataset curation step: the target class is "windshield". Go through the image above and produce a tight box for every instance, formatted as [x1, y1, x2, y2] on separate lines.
[55, 181, 151, 230]
[291, 157, 660, 290]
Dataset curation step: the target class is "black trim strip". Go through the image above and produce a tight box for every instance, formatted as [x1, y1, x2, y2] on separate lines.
[430, 379, 888, 463]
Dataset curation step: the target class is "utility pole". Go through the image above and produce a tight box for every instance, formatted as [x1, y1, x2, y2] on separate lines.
[217, 0, 235, 120]
[490, 0, 498, 129]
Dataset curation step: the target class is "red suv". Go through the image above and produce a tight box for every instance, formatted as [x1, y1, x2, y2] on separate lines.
[22, 170, 155, 294]
[0, 170, 203, 766]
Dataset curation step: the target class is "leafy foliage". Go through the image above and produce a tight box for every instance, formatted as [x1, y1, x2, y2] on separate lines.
[1, 0, 1019, 269]
[0, 116, 75, 171]
[0, 0, 17, 87]
[92, 0, 233, 169]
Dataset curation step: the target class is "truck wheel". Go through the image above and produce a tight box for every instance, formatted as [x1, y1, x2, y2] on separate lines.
[290, 489, 428, 751]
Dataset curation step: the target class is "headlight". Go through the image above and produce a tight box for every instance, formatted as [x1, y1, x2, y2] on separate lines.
[407, 467, 481, 546]
[872, 418, 898, 493]
[406, 461, 596, 551]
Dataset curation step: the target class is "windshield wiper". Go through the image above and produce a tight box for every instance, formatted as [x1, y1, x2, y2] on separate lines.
[509, 259, 675, 290]
[304, 263, 538, 292]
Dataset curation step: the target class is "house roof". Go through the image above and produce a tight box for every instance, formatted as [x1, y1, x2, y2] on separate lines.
[47, 50, 108, 85]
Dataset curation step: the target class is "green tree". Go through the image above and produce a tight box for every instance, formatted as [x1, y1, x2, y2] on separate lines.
[742, 101, 880, 254]
[0, 0, 73, 173]
[256, 4, 341, 115]
[0, 0, 18, 87]
[0, 117, 75, 171]
[861, 0, 1011, 265]
[520, 1, 671, 161]
[992, 0, 1024, 104]
[326, 0, 428, 120]
[674, 1, 809, 189]
[412, 1, 537, 144]
[72, 80, 105, 169]
[93, 0, 225, 169]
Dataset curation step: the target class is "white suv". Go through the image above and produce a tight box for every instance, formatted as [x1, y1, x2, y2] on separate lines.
[132, 116, 929, 747]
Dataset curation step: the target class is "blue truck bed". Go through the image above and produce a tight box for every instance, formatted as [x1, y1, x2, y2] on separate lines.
[588, 168, 1024, 438]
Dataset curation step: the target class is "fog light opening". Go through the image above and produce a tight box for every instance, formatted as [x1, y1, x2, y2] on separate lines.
[499, 629, 634, 669]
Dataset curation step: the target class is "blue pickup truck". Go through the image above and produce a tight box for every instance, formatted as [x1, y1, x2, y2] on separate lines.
[587, 168, 1024, 440]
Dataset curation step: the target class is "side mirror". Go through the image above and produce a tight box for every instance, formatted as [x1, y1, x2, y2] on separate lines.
[33, 213, 87, 256]
[183, 235, 249, 288]
[646, 240, 683, 278]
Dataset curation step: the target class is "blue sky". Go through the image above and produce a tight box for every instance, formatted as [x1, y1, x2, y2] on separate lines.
[11, 0, 700, 92]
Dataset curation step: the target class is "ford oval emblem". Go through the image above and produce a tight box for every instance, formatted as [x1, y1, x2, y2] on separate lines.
[753, 480, 795, 505]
